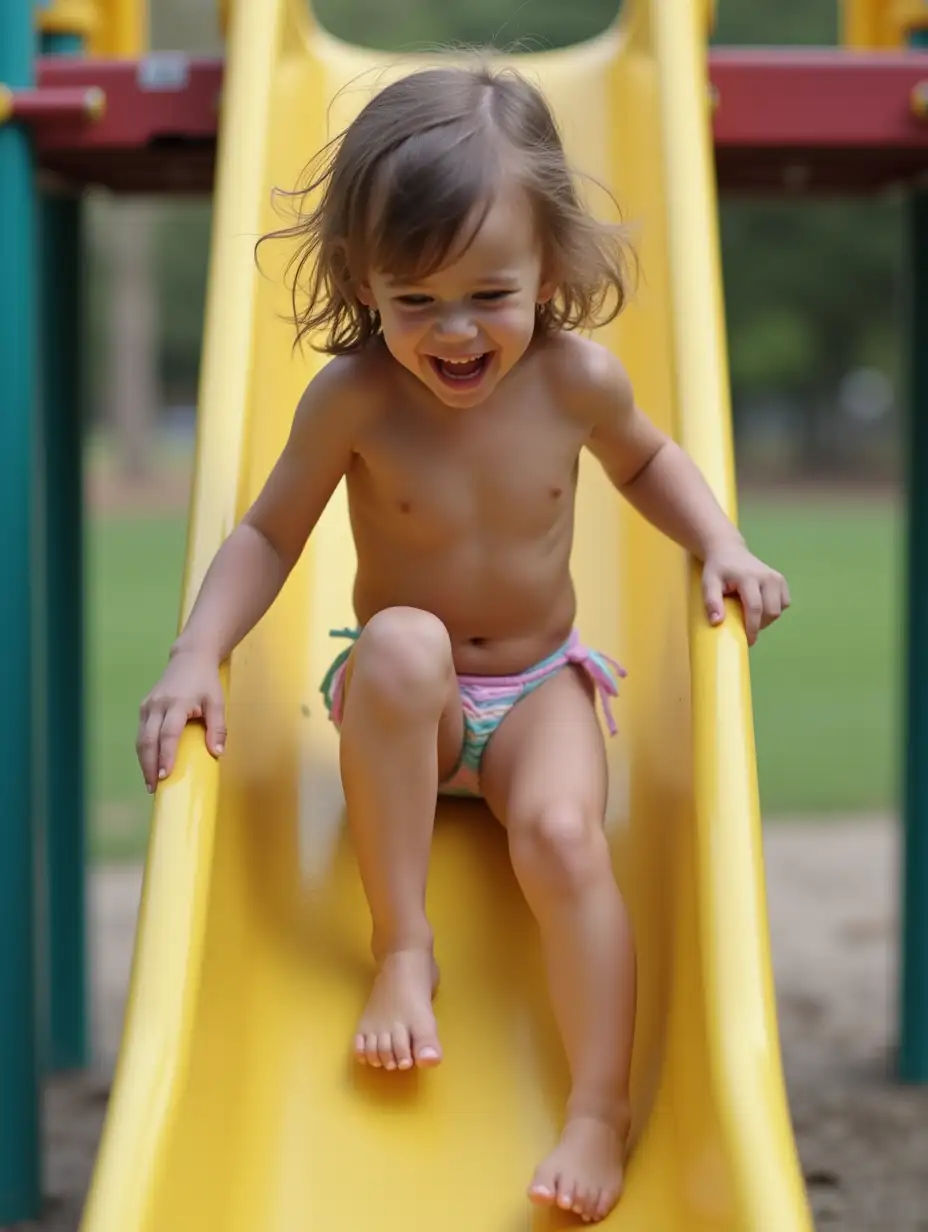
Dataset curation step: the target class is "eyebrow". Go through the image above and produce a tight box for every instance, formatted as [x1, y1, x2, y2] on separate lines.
[385, 271, 521, 289]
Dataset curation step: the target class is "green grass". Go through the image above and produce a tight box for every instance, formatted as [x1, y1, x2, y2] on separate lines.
[87, 513, 187, 860]
[741, 494, 901, 817]
[86, 494, 902, 861]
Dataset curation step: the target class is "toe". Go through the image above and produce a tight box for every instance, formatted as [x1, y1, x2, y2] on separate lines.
[556, 1180, 575, 1211]
[585, 1188, 603, 1222]
[377, 1031, 396, 1070]
[528, 1158, 559, 1208]
[411, 1019, 441, 1067]
[597, 1181, 622, 1220]
[577, 1186, 596, 1220]
[392, 1024, 413, 1071]
[528, 1180, 556, 1208]
[354, 1033, 367, 1064]
[365, 1032, 381, 1066]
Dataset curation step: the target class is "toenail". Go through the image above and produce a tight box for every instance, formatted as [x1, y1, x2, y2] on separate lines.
[398, 1058, 412, 1070]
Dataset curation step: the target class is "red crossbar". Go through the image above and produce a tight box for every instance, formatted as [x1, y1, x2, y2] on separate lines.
[23, 47, 928, 194]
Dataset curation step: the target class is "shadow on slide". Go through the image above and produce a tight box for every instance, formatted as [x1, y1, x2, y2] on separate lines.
[80, 1, 814, 1227]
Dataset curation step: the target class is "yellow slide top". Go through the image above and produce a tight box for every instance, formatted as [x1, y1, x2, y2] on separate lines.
[80, 1, 813, 1228]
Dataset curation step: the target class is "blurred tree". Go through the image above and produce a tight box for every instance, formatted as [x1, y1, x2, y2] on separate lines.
[150, 0, 222, 53]
[313, 0, 617, 50]
[713, 0, 900, 468]
[712, 0, 837, 43]
[156, 202, 213, 398]
[149, 0, 218, 399]
[105, 201, 160, 476]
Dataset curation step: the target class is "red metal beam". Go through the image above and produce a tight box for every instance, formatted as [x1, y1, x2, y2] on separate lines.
[34, 55, 221, 193]
[711, 47, 928, 192]
[24, 47, 928, 195]
[10, 85, 105, 124]
[711, 48, 928, 147]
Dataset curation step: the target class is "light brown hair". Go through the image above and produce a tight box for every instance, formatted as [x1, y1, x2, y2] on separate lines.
[258, 61, 637, 354]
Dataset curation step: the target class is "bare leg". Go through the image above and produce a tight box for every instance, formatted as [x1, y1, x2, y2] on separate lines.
[480, 667, 635, 1224]
[339, 607, 464, 1071]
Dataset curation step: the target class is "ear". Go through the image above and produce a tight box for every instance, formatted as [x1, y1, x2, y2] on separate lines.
[536, 276, 557, 305]
[355, 282, 375, 308]
[333, 239, 374, 308]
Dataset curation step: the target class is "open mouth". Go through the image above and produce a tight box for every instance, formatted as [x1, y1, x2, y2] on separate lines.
[429, 353, 491, 390]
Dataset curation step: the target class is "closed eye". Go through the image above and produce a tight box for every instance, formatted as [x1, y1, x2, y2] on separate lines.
[473, 290, 515, 302]
[395, 294, 433, 307]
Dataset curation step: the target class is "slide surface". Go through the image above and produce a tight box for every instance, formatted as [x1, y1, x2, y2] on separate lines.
[80, 2, 814, 1228]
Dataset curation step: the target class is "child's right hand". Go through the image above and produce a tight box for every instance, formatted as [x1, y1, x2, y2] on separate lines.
[136, 650, 227, 793]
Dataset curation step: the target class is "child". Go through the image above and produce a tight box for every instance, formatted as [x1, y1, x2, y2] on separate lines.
[136, 63, 789, 1224]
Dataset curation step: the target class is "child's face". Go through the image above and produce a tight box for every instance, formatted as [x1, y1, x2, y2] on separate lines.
[360, 185, 552, 408]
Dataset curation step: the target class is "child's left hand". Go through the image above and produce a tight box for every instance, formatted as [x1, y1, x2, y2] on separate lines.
[701, 538, 790, 646]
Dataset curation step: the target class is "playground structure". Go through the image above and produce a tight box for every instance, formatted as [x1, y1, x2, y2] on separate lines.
[0, 0, 926, 1227]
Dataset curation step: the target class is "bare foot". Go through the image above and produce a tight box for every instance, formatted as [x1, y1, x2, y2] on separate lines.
[528, 1115, 627, 1223]
[354, 948, 441, 1071]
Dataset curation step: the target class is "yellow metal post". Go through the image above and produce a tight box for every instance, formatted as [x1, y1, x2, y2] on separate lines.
[85, 0, 148, 58]
[36, 0, 98, 43]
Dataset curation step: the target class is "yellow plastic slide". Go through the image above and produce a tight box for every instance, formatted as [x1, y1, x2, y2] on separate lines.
[80, 1, 814, 1228]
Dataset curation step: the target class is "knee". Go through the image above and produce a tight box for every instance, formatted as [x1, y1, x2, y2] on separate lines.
[351, 607, 453, 719]
[509, 803, 610, 893]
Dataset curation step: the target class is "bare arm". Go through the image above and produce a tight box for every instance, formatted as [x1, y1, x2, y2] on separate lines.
[578, 349, 740, 557]
[173, 358, 365, 664]
[137, 357, 369, 789]
[574, 343, 789, 643]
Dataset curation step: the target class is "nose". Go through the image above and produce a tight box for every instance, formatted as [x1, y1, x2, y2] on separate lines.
[432, 310, 478, 342]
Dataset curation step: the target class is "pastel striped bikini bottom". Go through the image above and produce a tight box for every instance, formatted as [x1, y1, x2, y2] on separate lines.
[321, 625, 626, 798]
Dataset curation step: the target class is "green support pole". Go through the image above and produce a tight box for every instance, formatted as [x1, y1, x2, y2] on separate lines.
[39, 28, 88, 1073]
[0, 0, 42, 1221]
[900, 27, 928, 1085]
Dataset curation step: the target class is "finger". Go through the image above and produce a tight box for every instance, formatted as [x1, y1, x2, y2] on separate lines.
[136, 706, 165, 792]
[157, 704, 192, 781]
[781, 575, 792, 610]
[739, 578, 763, 645]
[702, 569, 725, 626]
[203, 692, 227, 757]
[759, 577, 783, 629]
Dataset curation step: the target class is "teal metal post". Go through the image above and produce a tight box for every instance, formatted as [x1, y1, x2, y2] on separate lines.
[39, 28, 88, 1073]
[900, 27, 928, 1085]
[0, 0, 42, 1221]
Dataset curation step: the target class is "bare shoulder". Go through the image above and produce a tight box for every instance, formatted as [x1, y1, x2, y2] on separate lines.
[535, 331, 634, 429]
[240, 346, 396, 559]
[291, 343, 393, 440]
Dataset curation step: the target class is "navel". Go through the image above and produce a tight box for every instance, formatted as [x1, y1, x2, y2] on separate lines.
[550, 486, 563, 499]
[398, 499, 411, 514]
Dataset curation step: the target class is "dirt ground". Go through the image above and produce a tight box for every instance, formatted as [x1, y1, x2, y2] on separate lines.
[6, 816, 926, 1232]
